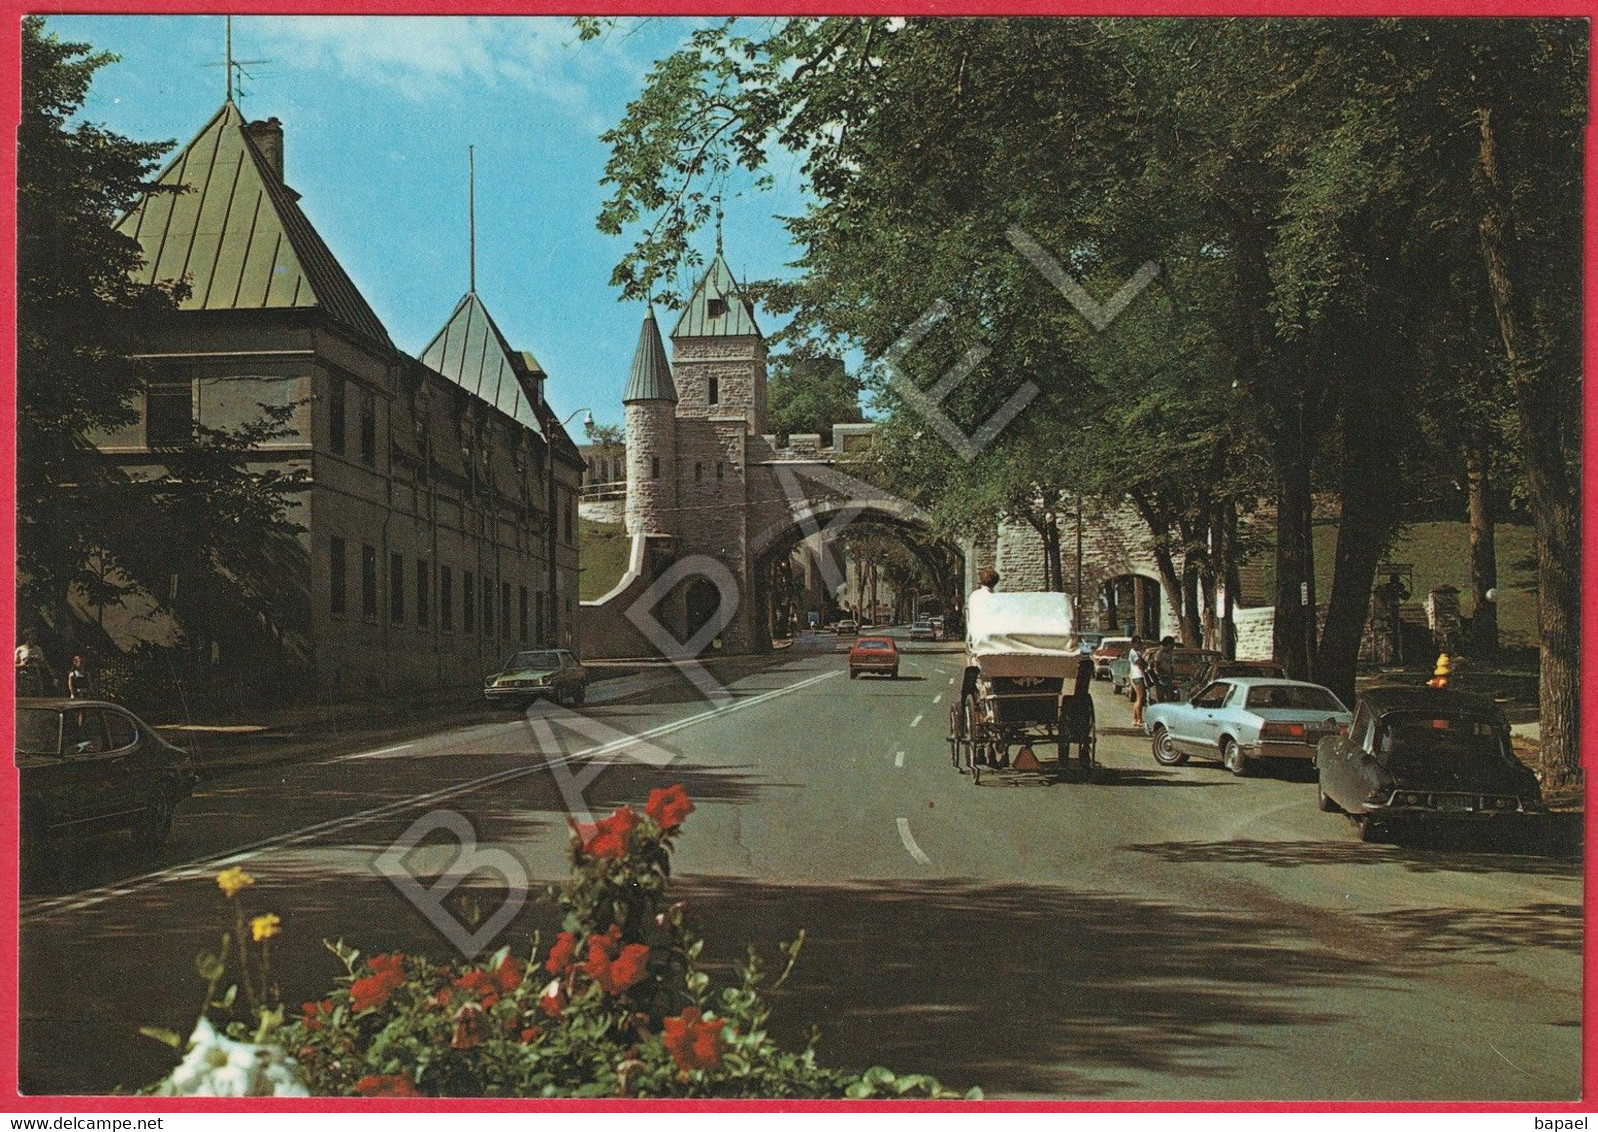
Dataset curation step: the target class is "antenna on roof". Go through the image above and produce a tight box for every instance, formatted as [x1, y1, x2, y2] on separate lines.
[210, 16, 268, 106]
[468, 145, 476, 293]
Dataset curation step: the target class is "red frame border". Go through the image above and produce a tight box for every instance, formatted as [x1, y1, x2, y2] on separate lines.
[0, 0, 1590, 1112]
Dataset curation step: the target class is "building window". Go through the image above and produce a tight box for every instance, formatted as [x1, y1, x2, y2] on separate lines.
[519, 585, 529, 642]
[417, 558, 430, 627]
[708, 376, 720, 405]
[651, 456, 659, 479]
[361, 545, 378, 619]
[482, 576, 493, 636]
[418, 429, 431, 483]
[360, 395, 377, 466]
[440, 565, 454, 631]
[708, 297, 727, 319]
[146, 380, 193, 447]
[695, 462, 703, 482]
[501, 581, 512, 636]
[716, 461, 724, 480]
[390, 552, 404, 623]
[329, 537, 346, 616]
[329, 378, 346, 456]
[464, 570, 476, 633]
[535, 591, 546, 643]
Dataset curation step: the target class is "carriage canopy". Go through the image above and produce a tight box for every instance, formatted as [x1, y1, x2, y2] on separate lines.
[966, 591, 1077, 661]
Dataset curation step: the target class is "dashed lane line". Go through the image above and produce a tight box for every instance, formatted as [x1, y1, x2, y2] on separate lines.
[22, 670, 840, 925]
[894, 750, 905, 768]
[910, 713, 925, 728]
[896, 818, 933, 865]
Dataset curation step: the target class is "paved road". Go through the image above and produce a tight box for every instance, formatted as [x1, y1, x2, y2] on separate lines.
[19, 631, 1583, 1099]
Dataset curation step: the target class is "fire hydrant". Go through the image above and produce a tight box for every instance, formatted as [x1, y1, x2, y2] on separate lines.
[1427, 653, 1452, 690]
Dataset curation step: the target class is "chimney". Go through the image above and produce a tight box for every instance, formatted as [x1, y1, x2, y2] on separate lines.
[245, 117, 284, 183]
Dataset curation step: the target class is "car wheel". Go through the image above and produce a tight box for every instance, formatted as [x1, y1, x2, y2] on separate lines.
[569, 684, 586, 707]
[1356, 815, 1384, 843]
[1151, 725, 1187, 766]
[849, 669, 859, 679]
[890, 668, 899, 679]
[1222, 738, 1248, 777]
[1317, 782, 1341, 812]
[138, 785, 178, 849]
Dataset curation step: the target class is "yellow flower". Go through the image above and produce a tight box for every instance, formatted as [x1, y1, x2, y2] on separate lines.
[216, 866, 255, 898]
[250, 913, 281, 942]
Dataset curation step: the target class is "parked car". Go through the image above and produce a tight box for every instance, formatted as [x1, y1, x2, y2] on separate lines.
[848, 635, 899, 679]
[1146, 677, 1352, 776]
[1111, 646, 1223, 701]
[484, 649, 588, 708]
[928, 615, 945, 638]
[835, 619, 859, 636]
[1077, 631, 1106, 657]
[909, 619, 936, 641]
[1092, 636, 1131, 680]
[1315, 685, 1543, 842]
[17, 698, 197, 856]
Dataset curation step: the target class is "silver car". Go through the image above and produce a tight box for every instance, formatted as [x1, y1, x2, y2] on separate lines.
[1144, 677, 1352, 776]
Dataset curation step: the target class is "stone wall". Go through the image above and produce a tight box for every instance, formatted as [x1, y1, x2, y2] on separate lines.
[671, 336, 769, 435]
[624, 400, 676, 537]
[579, 498, 625, 525]
[1233, 606, 1275, 661]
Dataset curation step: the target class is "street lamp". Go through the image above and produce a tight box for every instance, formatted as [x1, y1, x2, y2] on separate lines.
[548, 407, 594, 647]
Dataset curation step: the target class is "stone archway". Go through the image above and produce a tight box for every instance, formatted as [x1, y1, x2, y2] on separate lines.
[1099, 573, 1163, 639]
[684, 577, 723, 642]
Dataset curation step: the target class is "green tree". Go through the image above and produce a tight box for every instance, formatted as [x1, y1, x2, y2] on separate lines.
[767, 355, 862, 445]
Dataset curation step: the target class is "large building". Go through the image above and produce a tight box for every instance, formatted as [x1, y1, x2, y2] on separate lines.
[92, 101, 584, 698]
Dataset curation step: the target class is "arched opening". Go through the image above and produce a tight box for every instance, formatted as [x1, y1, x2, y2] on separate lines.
[684, 578, 723, 643]
[1099, 573, 1162, 639]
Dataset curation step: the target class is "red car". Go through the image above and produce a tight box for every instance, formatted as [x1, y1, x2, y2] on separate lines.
[848, 635, 899, 679]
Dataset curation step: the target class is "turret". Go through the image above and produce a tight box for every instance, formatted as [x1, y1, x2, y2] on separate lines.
[623, 308, 678, 538]
[670, 255, 767, 435]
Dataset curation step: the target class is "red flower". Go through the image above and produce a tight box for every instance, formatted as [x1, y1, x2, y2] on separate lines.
[350, 954, 407, 1013]
[538, 979, 567, 1018]
[433, 988, 453, 1008]
[544, 931, 578, 976]
[596, 944, 650, 995]
[300, 999, 333, 1031]
[493, 953, 524, 995]
[452, 967, 500, 1007]
[662, 1008, 727, 1072]
[355, 1073, 420, 1097]
[574, 806, 638, 859]
[519, 1026, 542, 1044]
[451, 1002, 491, 1050]
[646, 784, 695, 831]
[580, 925, 622, 980]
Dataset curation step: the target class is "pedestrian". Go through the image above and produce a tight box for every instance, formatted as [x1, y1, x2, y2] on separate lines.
[1146, 635, 1177, 704]
[15, 630, 53, 696]
[67, 653, 95, 700]
[1128, 636, 1148, 728]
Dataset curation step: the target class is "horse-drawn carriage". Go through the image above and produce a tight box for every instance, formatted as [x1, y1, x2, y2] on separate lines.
[948, 592, 1097, 785]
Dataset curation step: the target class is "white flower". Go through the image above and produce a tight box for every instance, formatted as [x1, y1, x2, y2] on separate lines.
[153, 1017, 310, 1097]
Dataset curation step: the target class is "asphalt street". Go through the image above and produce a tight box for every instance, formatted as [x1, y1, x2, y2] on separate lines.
[18, 630, 1584, 1099]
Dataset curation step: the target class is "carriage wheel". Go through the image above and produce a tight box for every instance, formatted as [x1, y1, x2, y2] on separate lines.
[948, 705, 964, 771]
[963, 695, 984, 785]
[1080, 700, 1098, 779]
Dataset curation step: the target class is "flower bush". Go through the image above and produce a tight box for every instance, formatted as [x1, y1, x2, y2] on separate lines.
[157, 786, 976, 1099]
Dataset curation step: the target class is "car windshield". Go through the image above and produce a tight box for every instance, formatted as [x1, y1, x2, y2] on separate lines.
[1245, 685, 1345, 712]
[16, 708, 60, 756]
[504, 651, 559, 671]
[856, 640, 893, 651]
[1378, 711, 1508, 759]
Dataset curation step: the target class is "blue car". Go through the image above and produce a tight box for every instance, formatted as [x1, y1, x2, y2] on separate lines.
[1144, 677, 1352, 777]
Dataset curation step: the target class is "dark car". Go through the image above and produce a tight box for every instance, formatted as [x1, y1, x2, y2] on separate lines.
[1315, 686, 1543, 842]
[17, 698, 196, 856]
[484, 649, 588, 708]
[848, 635, 899, 679]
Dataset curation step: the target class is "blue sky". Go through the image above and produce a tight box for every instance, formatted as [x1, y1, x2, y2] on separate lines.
[49, 14, 812, 429]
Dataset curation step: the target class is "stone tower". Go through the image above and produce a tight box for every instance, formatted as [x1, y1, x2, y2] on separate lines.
[670, 254, 767, 434]
[623, 308, 678, 538]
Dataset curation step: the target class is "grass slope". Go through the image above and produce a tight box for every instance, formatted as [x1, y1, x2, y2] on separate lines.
[579, 518, 632, 601]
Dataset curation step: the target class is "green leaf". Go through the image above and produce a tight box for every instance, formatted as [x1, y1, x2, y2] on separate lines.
[137, 1026, 183, 1050]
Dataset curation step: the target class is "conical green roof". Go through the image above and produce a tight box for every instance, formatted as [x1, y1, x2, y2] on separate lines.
[624, 308, 677, 403]
[116, 102, 393, 352]
[671, 255, 761, 339]
[418, 291, 545, 435]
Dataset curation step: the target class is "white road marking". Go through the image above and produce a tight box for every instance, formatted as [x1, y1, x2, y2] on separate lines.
[23, 669, 839, 924]
[932, 693, 943, 704]
[894, 750, 905, 768]
[948, 676, 955, 685]
[896, 818, 932, 865]
[329, 743, 413, 764]
[910, 713, 924, 728]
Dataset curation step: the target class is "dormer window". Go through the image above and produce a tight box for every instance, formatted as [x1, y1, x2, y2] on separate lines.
[707, 297, 728, 319]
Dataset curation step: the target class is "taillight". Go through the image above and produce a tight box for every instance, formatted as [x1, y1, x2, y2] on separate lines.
[1260, 721, 1307, 740]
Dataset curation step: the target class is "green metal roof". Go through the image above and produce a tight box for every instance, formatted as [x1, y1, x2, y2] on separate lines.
[623, 307, 677, 403]
[418, 291, 545, 436]
[671, 254, 761, 339]
[116, 102, 394, 352]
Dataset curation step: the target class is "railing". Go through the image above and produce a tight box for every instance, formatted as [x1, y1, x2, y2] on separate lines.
[581, 479, 627, 501]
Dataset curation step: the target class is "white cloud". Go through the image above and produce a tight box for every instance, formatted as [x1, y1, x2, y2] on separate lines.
[245, 15, 639, 124]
